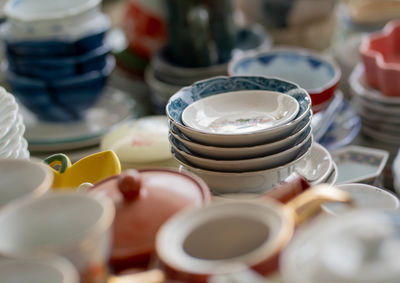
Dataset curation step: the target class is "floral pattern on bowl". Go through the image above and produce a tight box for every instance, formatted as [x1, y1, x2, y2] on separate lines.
[360, 19, 400, 96]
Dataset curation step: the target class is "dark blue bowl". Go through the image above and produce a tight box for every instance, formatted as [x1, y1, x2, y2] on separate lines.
[6, 56, 115, 122]
[5, 29, 107, 57]
[7, 43, 111, 80]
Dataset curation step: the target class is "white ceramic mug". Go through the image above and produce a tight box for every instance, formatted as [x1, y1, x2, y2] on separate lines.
[0, 192, 115, 283]
[0, 159, 53, 207]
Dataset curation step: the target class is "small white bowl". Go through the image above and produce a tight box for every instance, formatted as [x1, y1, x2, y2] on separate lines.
[181, 90, 299, 135]
[322, 183, 400, 216]
[173, 144, 311, 194]
[170, 131, 312, 172]
[170, 114, 311, 160]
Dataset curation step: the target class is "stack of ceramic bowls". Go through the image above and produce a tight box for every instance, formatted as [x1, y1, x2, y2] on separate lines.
[146, 25, 272, 112]
[166, 76, 314, 194]
[0, 87, 29, 160]
[228, 47, 341, 114]
[2, 0, 114, 122]
[349, 20, 400, 146]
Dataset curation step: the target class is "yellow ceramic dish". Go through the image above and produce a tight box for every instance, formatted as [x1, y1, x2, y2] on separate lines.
[44, 150, 121, 190]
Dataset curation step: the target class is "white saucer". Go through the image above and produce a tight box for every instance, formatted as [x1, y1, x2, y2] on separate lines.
[21, 87, 141, 152]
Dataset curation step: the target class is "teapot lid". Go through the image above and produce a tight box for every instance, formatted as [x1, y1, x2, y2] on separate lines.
[90, 168, 211, 271]
[281, 210, 400, 283]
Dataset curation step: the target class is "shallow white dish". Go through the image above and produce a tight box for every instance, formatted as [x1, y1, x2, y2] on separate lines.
[170, 131, 313, 172]
[324, 161, 338, 185]
[170, 114, 311, 160]
[181, 90, 299, 135]
[21, 87, 139, 152]
[173, 143, 311, 194]
[322, 183, 399, 216]
[331, 145, 389, 184]
[362, 125, 400, 146]
[295, 143, 333, 185]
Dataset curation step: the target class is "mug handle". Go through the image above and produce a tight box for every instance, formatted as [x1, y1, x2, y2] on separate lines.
[285, 184, 352, 226]
[44, 153, 71, 174]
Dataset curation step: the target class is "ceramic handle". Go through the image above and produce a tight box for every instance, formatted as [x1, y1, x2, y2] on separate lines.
[285, 184, 351, 226]
[44, 153, 71, 174]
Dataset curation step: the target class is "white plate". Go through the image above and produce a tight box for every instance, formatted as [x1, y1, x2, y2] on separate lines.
[22, 87, 140, 152]
[182, 90, 299, 135]
[362, 125, 400, 145]
[324, 161, 338, 185]
[294, 143, 333, 185]
[331, 145, 389, 184]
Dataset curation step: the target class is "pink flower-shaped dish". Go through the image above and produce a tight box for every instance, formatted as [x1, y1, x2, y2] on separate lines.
[360, 20, 400, 96]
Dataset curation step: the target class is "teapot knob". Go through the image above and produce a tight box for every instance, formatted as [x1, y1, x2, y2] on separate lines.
[118, 169, 142, 201]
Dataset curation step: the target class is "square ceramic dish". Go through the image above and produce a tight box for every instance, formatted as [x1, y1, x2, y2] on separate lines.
[181, 90, 299, 135]
[228, 47, 341, 112]
[166, 76, 311, 147]
[169, 112, 312, 160]
[331, 145, 389, 185]
[360, 20, 400, 96]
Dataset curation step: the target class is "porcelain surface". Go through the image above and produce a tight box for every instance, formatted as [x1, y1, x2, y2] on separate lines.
[182, 90, 299, 135]
[228, 47, 341, 110]
[331, 145, 389, 184]
[170, 115, 311, 160]
[360, 20, 400, 96]
[166, 76, 311, 147]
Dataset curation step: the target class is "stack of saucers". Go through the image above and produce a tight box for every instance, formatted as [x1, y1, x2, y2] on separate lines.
[166, 76, 315, 194]
[2, 0, 113, 122]
[0, 87, 29, 160]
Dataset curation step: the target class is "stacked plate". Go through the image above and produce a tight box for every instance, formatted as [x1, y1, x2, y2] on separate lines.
[166, 76, 314, 194]
[0, 87, 29, 159]
[350, 64, 400, 146]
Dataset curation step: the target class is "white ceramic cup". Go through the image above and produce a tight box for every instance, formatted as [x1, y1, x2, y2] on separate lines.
[0, 159, 53, 207]
[0, 255, 79, 283]
[322, 183, 400, 216]
[0, 192, 115, 283]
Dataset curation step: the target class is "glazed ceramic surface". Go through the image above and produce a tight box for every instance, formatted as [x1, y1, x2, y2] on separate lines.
[347, 0, 400, 25]
[166, 76, 311, 146]
[295, 143, 333, 185]
[169, 132, 312, 172]
[22, 87, 138, 152]
[322, 183, 399, 216]
[331, 145, 389, 185]
[181, 90, 299, 135]
[0, 193, 114, 283]
[0, 159, 52, 207]
[100, 116, 171, 164]
[0, 256, 79, 283]
[228, 47, 341, 110]
[44, 150, 121, 190]
[281, 210, 400, 283]
[393, 150, 400, 195]
[172, 139, 312, 194]
[170, 115, 311, 160]
[360, 20, 400, 96]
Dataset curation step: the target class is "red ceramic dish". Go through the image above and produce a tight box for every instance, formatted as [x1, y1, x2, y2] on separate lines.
[360, 19, 400, 96]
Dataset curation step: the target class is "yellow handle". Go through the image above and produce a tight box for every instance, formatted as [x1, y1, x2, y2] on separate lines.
[285, 184, 351, 226]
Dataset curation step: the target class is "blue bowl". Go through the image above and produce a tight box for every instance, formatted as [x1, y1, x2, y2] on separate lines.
[6, 56, 115, 122]
[5, 29, 107, 57]
[7, 43, 111, 80]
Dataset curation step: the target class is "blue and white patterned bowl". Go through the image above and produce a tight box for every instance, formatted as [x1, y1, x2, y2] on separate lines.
[166, 76, 311, 146]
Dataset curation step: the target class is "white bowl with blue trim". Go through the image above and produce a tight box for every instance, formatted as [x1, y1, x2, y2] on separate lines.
[166, 76, 311, 147]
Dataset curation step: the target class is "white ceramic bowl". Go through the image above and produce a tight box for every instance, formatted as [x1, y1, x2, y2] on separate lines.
[166, 76, 311, 147]
[0, 256, 79, 283]
[181, 90, 299, 135]
[173, 144, 311, 194]
[170, 131, 312, 172]
[0, 159, 52, 207]
[322, 183, 399, 216]
[170, 114, 311, 160]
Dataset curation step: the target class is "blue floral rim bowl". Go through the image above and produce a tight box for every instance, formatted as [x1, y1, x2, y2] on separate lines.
[166, 76, 311, 147]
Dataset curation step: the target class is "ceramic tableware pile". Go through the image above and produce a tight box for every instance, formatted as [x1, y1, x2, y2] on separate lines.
[2, 0, 114, 122]
[228, 47, 341, 114]
[146, 25, 272, 112]
[166, 76, 318, 194]
[0, 87, 29, 160]
[349, 20, 400, 145]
